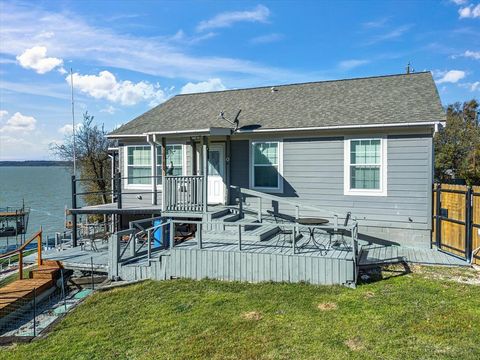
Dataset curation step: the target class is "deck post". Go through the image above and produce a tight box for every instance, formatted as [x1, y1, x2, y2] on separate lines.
[161, 137, 166, 211]
[37, 229, 42, 266]
[258, 198, 262, 223]
[149, 135, 158, 205]
[71, 175, 78, 247]
[169, 221, 175, 249]
[202, 136, 208, 213]
[295, 205, 299, 240]
[226, 135, 231, 205]
[18, 251, 23, 280]
[238, 224, 242, 251]
[190, 137, 197, 175]
[198, 223, 203, 249]
[147, 229, 151, 265]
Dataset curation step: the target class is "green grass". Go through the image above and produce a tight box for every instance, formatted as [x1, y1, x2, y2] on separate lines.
[2, 266, 480, 360]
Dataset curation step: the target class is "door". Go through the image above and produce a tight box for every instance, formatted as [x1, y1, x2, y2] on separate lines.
[208, 144, 225, 204]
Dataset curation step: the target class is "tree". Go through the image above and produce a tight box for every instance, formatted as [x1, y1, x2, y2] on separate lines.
[51, 112, 113, 205]
[434, 99, 480, 185]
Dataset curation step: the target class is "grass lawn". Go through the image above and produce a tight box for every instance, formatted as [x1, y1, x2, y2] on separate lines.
[2, 265, 479, 360]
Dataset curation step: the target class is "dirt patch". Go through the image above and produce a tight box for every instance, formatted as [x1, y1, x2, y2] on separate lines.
[242, 311, 262, 321]
[364, 291, 375, 299]
[317, 302, 338, 311]
[345, 337, 365, 351]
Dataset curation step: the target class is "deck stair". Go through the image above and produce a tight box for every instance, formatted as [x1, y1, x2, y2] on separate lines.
[0, 260, 62, 320]
[201, 208, 280, 242]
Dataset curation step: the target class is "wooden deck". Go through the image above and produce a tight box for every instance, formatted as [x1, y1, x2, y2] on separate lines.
[359, 245, 470, 267]
[24, 243, 109, 272]
[0, 262, 61, 318]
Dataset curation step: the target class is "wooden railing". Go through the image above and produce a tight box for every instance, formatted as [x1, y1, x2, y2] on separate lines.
[164, 175, 205, 213]
[0, 229, 43, 279]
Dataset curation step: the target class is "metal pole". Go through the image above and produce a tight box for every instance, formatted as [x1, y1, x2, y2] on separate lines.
[70, 68, 76, 176]
[72, 175, 78, 247]
[33, 287, 37, 337]
[435, 184, 441, 248]
[61, 269, 67, 312]
[90, 256, 95, 290]
[238, 224, 242, 251]
[465, 187, 473, 262]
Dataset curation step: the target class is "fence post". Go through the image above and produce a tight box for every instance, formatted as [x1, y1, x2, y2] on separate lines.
[238, 224, 242, 251]
[466, 186, 473, 263]
[71, 175, 78, 247]
[33, 287, 37, 337]
[435, 184, 442, 248]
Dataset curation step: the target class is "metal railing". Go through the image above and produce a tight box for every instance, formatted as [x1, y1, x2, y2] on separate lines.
[110, 217, 360, 280]
[164, 175, 205, 213]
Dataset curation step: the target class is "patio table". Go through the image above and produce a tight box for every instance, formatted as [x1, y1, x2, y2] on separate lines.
[296, 217, 329, 255]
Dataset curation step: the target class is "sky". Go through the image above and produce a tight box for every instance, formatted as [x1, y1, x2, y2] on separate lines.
[0, 0, 479, 160]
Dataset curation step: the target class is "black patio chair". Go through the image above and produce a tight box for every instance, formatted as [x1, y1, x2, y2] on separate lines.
[267, 210, 295, 251]
[327, 212, 351, 250]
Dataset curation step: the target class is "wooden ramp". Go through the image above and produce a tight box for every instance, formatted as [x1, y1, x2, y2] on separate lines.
[0, 261, 62, 317]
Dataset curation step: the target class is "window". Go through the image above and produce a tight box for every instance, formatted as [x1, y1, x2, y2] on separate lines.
[344, 138, 387, 196]
[250, 141, 283, 192]
[157, 144, 184, 176]
[125, 144, 184, 187]
[127, 146, 151, 185]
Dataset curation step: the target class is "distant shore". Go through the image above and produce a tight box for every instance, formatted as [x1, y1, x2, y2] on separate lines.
[0, 161, 72, 167]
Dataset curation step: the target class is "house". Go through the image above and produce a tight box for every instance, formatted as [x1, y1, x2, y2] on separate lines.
[69, 72, 445, 286]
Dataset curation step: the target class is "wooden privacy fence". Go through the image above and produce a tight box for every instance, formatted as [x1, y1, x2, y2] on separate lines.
[433, 184, 480, 265]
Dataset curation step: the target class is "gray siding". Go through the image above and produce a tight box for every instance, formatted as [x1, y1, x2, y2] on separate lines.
[230, 134, 433, 247]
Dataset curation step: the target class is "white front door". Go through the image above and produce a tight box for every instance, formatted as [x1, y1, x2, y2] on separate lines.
[208, 144, 225, 204]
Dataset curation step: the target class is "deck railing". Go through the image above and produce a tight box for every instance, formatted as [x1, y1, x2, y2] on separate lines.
[164, 175, 205, 213]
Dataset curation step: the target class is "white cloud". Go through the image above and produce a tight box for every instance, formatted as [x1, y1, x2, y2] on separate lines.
[462, 50, 480, 59]
[459, 4, 480, 18]
[435, 70, 466, 84]
[16, 46, 63, 74]
[0, 112, 37, 132]
[197, 5, 270, 32]
[363, 24, 413, 45]
[470, 81, 480, 91]
[57, 123, 82, 135]
[180, 78, 227, 94]
[451, 0, 467, 5]
[362, 17, 389, 28]
[0, 110, 8, 120]
[0, 3, 298, 83]
[100, 105, 117, 114]
[250, 33, 283, 44]
[67, 70, 168, 106]
[338, 59, 370, 71]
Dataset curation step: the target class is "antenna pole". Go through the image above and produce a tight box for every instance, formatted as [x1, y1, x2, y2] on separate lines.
[70, 68, 76, 176]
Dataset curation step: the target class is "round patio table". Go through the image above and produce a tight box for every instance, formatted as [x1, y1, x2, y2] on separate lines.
[296, 217, 329, 255]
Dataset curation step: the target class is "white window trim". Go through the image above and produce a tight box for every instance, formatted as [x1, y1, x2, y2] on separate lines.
[344, 136, 387, 196]
[249, 139, 284, 193]
[124, 143, 187, 190]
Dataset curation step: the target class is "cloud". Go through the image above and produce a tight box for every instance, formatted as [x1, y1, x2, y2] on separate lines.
[0, 112, 37, 132]
[67, 70, 168, 106]
[0, 110, 8, 120]
[100, 105, 117, 114]
[458, 4, 480, 18]
[197, 5, 270, 32]
[460, 50, 480, 59]
[0, 3, 295, 83]
[250, 33, 283, 44]
[180, 78, 227, 94]
[16, 46, 63, 74]
[435, 70, 466, 84]
[362, 17, 389, 28]
[471, 81, 480, 91]
[338, 59, 369, 70]
[58, 123, 82, 135]
[363, 24, 413, 45]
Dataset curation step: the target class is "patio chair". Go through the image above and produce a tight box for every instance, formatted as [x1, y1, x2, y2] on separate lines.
[267, 210, 295, 252]
[327, 212, 351, 250]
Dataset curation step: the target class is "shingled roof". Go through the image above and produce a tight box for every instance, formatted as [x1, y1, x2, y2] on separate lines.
[109, 72, 444, 137]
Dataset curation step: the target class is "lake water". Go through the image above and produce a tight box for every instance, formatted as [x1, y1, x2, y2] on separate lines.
[0, 166, 72, 249]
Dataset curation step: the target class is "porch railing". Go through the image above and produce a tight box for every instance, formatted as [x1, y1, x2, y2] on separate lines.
[164, 175, 205, 213]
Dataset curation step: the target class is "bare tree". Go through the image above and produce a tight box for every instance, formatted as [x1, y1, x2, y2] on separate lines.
[51, 112, 112, 205]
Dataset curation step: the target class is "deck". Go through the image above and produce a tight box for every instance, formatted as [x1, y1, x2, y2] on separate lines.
[24, 243, 109, 272]
[70, 202, 162, 215]
[359, 244, 470, 267]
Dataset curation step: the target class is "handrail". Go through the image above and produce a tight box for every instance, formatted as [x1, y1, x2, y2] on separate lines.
[0, 228, 43, 279]
[231, 186, 340, 217]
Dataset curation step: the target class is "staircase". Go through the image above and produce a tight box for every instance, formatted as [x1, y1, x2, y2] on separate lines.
[200, 208, 280, 242]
